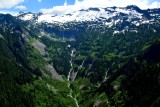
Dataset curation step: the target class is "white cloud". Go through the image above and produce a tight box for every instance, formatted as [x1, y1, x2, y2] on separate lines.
[40, 0, 160, 15]
[15, 5, 26, 10]
[0, 10, 18, 16]
[0, 0, 24, 9]
[38, 0, 42, 2]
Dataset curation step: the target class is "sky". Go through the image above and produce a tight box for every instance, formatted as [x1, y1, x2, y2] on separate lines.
[0, 0, 160, 15]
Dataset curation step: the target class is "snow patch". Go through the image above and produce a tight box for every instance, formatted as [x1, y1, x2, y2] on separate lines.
[20, 13, 33, 21]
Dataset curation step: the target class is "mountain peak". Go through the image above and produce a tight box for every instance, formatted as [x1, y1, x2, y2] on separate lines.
[126, 5, 142, 12]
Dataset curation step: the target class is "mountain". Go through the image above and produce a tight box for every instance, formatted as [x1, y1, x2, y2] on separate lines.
[0, 5, 160, 107]
[18, 5, 156, 23]
[17, 5, 160, 33]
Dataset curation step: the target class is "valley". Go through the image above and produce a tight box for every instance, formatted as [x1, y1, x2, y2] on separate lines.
[0, 5, 160, 107]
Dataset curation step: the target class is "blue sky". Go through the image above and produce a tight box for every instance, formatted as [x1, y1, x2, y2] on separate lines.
[0, 0, 75, 13]
[0, 0, 160, 15]
[23, 0, 75, 12]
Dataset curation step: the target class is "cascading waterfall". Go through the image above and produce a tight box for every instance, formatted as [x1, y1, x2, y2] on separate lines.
[67, 48, 79, 107]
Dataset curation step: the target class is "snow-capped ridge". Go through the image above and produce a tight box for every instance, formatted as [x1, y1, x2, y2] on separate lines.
[17, 5, 160, 30]
[17, 5, 145, 23]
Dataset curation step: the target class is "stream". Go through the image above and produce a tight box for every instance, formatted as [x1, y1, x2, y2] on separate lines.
[67, 48, 79, 107]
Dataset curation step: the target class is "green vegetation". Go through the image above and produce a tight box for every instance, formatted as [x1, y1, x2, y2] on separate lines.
[0, 14, 160, 107]
[22, 77, 75, 107]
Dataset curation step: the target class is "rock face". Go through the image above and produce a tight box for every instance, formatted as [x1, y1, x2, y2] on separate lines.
[45, 64, 64, 81]
[32, 40, 63, 81]
[32, 40, 47, 56]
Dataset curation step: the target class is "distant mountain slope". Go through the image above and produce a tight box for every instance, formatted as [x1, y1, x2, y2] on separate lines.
[16, 5, 160, 39]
